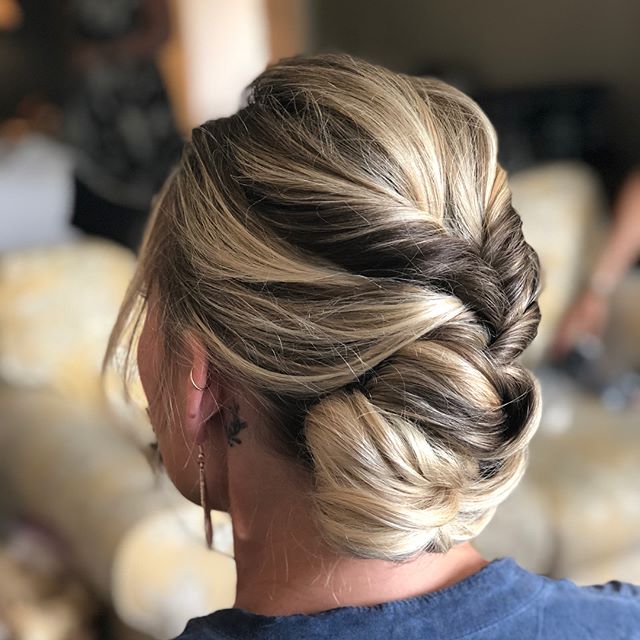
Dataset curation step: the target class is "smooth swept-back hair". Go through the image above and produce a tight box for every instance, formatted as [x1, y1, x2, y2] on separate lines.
[107, 54, 542, 562]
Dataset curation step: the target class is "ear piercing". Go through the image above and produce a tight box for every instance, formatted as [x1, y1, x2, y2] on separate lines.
[190, 367, 206, 391]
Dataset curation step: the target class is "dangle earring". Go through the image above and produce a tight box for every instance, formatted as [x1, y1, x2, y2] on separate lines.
[191, 367, 213, 549]
[198, 444, 213, 549]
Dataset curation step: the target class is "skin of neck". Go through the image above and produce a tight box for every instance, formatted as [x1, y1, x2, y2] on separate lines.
[215, 396, 488, 617]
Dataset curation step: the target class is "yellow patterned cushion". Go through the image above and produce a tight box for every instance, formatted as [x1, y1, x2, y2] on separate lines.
[0, 240, 135, 405]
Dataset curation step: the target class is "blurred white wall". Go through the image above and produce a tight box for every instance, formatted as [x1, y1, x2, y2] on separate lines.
[176, 0, 270, 125]
[0, 135, 76, 251]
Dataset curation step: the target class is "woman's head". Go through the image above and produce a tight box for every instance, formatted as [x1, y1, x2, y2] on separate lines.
[108, 53, 541, 562]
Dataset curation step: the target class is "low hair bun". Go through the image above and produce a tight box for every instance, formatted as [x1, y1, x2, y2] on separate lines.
[304, 333, 541, 559]
[304, 388, 466, 559]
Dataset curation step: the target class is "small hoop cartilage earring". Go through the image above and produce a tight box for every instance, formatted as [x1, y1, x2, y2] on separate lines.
[190, 368, 206, 391]
[198, 444, 213, 549]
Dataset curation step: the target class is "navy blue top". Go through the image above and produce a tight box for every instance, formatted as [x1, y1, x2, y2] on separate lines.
[175, 558, 640, 639]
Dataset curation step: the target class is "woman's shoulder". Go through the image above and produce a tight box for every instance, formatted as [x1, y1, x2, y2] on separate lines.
[173, 559, 640, 640]
[538, 573, 640, 637]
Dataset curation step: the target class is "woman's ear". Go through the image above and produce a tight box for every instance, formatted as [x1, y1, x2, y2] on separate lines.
[184, 335, 222, 445]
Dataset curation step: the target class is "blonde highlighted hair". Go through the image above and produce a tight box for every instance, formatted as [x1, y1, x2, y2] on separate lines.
[107, 54, 542, 561]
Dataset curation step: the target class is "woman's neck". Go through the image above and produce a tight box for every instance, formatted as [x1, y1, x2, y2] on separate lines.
[223, 414, 488, 617]
[228, 482, 487, 616]
[234, 540, 487, 617]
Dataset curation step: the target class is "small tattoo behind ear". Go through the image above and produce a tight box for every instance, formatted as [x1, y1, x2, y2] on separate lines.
[226, 401, 247, 446]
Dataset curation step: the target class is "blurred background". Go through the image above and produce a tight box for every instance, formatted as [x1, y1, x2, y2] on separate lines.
[1, 1, 639, 638]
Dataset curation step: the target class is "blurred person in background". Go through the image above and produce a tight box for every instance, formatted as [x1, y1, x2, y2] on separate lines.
[108, 55, 640, 639]
[553, 170, 640, 358]
[65, 0, 183, 251]
[1, 0, 182, 252]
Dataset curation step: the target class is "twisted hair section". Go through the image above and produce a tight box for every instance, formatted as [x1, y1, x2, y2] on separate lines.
[107, 54, 541, 560]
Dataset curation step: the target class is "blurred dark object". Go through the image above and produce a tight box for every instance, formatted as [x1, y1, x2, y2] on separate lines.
[10, 0, 68, 108]
[553, 337, 640, 411]
[65, 0, 183, 252]
[554, 337, 615, 393]
[1, 1, 67, 128]
[474, 85, 621, 199]
[0, 35, 48, 124]
[71, 177, 147, 251]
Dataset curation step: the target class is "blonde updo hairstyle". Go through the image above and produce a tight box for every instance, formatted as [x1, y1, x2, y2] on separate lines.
[108, 54, 542, 562]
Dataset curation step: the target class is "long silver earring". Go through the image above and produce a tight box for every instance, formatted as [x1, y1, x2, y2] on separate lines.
[198, 444, 213, 549]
